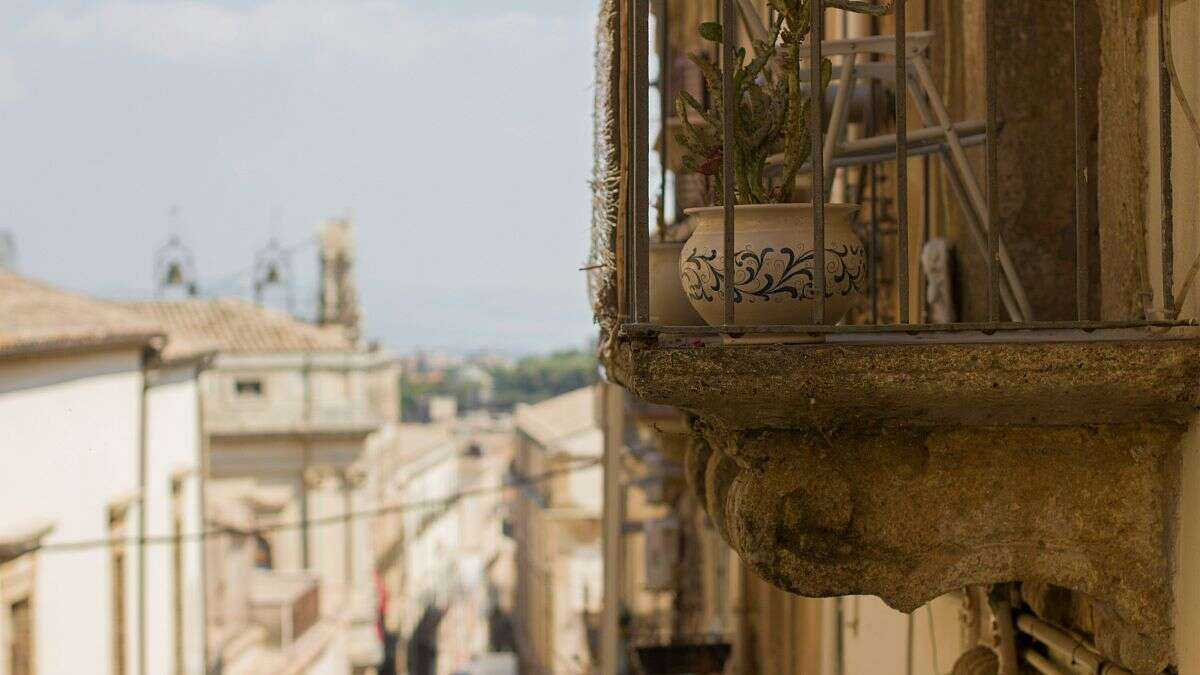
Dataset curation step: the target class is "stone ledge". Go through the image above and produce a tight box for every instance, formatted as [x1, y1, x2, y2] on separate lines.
[610, 336, 1200, 430]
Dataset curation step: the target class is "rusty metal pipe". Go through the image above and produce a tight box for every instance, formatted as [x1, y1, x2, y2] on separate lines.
[1023, 649, 1071, 675]
[984, 0, 1000, 322]
[895, 0, 909, 323]
[634, 0, 651, 323]
[1072, 0, 1089, 320]
[812, 0, 827, 324]
[991, 597, 1019, 675]
[721, 0, 736, 327]
[1158, 0, 1175, 318]
[1015, 614, 1134, 675]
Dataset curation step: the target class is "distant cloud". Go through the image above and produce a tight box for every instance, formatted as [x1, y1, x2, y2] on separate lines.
[22, 0, 570, 65]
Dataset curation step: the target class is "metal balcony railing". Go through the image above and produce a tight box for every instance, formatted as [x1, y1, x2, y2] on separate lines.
[613, 0, 1191, 341]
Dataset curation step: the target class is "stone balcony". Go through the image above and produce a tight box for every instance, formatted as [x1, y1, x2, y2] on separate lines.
[205, 401, 383, 438]
[249, 570, 321, 648]
[606, 328, 1200, 671]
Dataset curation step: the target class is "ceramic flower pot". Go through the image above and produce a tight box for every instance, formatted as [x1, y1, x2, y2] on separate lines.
[679, 204, 866, 326]
[650, 240, 705, 326]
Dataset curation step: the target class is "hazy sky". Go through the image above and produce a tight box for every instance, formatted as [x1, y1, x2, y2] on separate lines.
[0, 0, 598, 354]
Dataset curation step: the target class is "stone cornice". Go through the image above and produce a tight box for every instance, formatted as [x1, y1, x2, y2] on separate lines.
[611, 336, 1200, 431]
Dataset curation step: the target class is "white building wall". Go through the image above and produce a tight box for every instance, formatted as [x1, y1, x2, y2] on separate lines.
[144, 364, 205, 675]
[836, 594, 965, 675]
[270, 476, 306, 573]
[0, 349, 143, 675]
[179, 470, 206, 674]
[309, 476, 350, 596]
[550, 545, 601, 675]
[564, 464, 603, 514]
[306, 629, 353, 675]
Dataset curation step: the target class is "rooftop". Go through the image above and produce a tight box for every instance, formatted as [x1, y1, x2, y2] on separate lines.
[0, 270, 163, 360]
[514, 385, 602, 458]
[124, 298, 355, 361]
[393, 422, 459, 459]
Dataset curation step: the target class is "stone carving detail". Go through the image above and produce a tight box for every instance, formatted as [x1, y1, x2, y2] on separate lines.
[684, 422, 1178, 674]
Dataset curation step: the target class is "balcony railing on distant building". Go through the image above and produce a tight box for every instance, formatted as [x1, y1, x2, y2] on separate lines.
[249, 570, 321, 648]
[205, 401, 385, 436]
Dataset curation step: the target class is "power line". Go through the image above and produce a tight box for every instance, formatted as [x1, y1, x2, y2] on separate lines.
[202, 235, 319, 295]
[23, 457, 601, 556]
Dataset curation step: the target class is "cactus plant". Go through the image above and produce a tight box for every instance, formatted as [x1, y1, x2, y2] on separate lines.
[674, 0, 892, 205]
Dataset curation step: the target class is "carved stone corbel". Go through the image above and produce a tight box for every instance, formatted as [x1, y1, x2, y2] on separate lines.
[685, 422, 1179, 673]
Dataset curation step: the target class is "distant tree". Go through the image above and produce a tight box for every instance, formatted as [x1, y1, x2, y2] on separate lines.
[487, 349, 599, 410]
[399, 348, 598, 419]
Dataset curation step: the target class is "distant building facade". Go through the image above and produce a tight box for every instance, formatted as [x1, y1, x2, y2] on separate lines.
[126, 297, 400, 675]
[510, 386, 604, 675]
[369, 415, 517, 675]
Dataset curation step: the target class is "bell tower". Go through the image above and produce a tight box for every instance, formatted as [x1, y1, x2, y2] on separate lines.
[154, 206, 198, 297]
[317, 218, 360, 342]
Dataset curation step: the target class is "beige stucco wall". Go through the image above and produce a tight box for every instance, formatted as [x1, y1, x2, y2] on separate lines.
[837, 594, 966, 675]
[202, 352, 398, 432]
[200, 350, 393, 671]
[512, 428, 603, 674]
[728, 574, 969, 675]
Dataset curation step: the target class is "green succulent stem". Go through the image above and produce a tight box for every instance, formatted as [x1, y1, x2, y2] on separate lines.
[675, 0, 890, 205]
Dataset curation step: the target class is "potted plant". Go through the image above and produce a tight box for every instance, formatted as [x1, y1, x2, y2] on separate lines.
[674, 0, 889, 326]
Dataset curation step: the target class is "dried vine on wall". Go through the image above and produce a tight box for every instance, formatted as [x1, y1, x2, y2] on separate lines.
[588, 0, 621, 361]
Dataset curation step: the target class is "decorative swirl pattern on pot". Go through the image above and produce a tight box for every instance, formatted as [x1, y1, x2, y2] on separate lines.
[682, 244, 867, 304]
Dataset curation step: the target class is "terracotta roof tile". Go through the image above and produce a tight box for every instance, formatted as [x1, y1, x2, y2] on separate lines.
[0, 271, 163, 359]
[123, 298, 354, 360]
